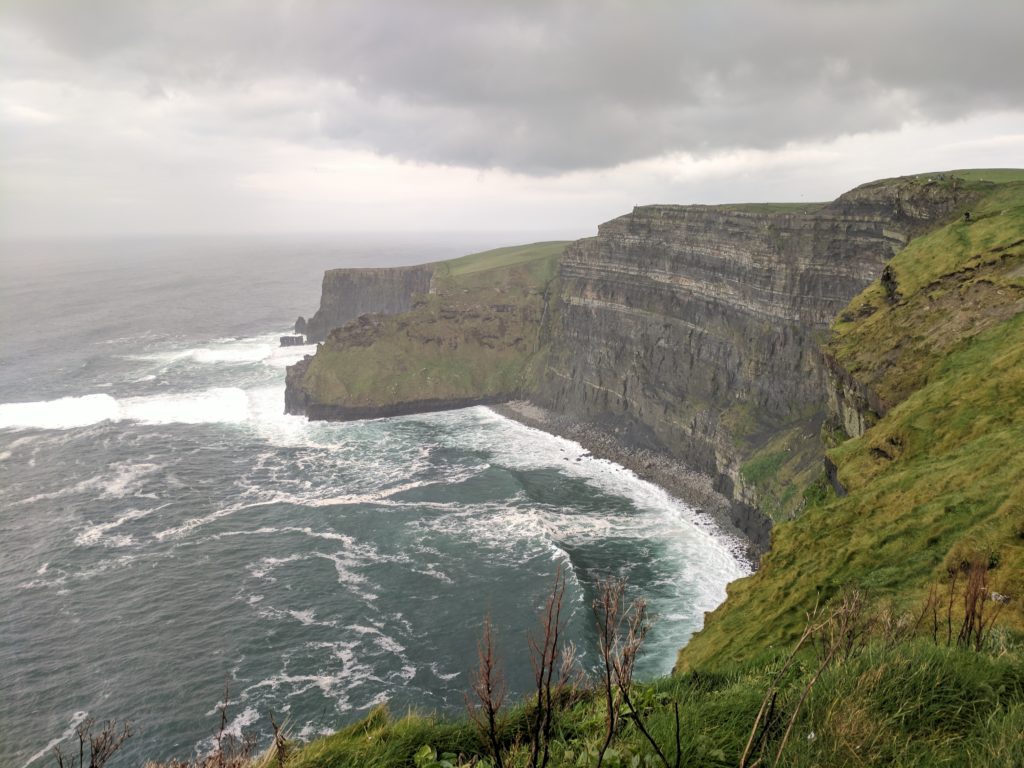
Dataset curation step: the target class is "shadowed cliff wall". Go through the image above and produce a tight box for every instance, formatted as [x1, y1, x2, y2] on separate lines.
[304, 264, 435, 342]
[535, 179, 973, 511]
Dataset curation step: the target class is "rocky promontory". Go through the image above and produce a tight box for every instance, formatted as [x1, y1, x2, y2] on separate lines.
[286, 242, 565, 419]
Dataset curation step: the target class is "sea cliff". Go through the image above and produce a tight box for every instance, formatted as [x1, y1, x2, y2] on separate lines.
[286, 176, 976, 543]
[277, 170, 1024, 768]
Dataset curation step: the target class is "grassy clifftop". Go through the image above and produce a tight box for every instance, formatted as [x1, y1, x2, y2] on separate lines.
[679, 174, 1024, 671]
[295, 242, 564, 413]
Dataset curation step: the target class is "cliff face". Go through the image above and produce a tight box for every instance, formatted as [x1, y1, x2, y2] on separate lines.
[285, 177, 976, 534]
[303, 264, 435, 342]
[534, 179, 970, 515]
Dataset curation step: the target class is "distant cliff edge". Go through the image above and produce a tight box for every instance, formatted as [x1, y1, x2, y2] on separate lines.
[300, 263, 436, 343]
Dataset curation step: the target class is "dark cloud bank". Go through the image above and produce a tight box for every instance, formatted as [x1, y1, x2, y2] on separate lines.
[5, 0, 1023, 175]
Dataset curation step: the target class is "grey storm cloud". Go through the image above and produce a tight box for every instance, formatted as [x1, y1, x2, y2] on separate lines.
[4, 0, 1024, 174]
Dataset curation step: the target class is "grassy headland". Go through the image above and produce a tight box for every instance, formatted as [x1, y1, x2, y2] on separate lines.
[296, 242, 565, 411]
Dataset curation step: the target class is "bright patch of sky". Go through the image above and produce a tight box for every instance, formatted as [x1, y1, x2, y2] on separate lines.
[2, 0, 1022, 239]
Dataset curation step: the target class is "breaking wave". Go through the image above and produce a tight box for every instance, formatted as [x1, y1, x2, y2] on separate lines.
[0, 387, 280, 431]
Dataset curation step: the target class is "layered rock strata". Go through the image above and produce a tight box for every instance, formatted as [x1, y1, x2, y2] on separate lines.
[533, 179, 972, 522]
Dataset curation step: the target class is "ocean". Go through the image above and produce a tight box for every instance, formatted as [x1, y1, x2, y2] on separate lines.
[0, 235, 748, 766]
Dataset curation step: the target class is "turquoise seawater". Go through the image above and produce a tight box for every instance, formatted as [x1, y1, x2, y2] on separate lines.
[0, 236, 747, 766]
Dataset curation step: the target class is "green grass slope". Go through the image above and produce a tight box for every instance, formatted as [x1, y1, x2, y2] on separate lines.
[435, 241, 567, 278]
[679, 176, 1024, 670]
[299, 243, 565, 409]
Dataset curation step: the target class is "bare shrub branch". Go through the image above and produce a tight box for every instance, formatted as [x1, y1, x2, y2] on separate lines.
[466, 614, 507, 768]
[527, 565, 569, 768]
[955, 557, 1006, 652]
[144, 681, 256, 768]
[54, 718, 133, 768]
[592, 576, 677, 768]
[593, 576, 625, 768]
[268, 711, 289, 768]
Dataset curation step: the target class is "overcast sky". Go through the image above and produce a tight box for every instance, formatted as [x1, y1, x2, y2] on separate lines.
[2, 0, 1023, 239]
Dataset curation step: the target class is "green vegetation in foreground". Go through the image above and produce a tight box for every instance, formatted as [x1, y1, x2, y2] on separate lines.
[281, 639, 1023, 767]
[300, 242, 565, 408]
[680, 175, 1024, 670]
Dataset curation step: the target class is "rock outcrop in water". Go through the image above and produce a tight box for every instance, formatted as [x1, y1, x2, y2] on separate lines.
[286, 176, 978, 543]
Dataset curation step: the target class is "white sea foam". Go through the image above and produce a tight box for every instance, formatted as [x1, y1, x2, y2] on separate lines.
[413, 564, 454, 584]
[132, 332, 314, 369]
[248, 553, 306, 580]
[195, 705, 260, 757]
[288, 608, 334, 627]
[75, 507, 155, 546]
[262, 343, 317, 368]
[430, 662, 461, 681]
[241, 638, 381, 713]
[20, 710, 89, 768]
[313, 552, 378, 602]
[100, 462, 162, 498]
[253, 603, 338, 628]
[295, 478, 441, 507]
[296, 723, 335, 741]
[397, 406, 753, 630]
[153, 499, 254, 541]
[0, 394, 120, 430]
[133, 340, 272, 365]
[0, 388, 252, 430]
[444, 407, 749, 566]
[2, 330, 336, 435]
[15, 461, 161, 506]
[120, 388, 251, 424]
[399, 664, 417, 681]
